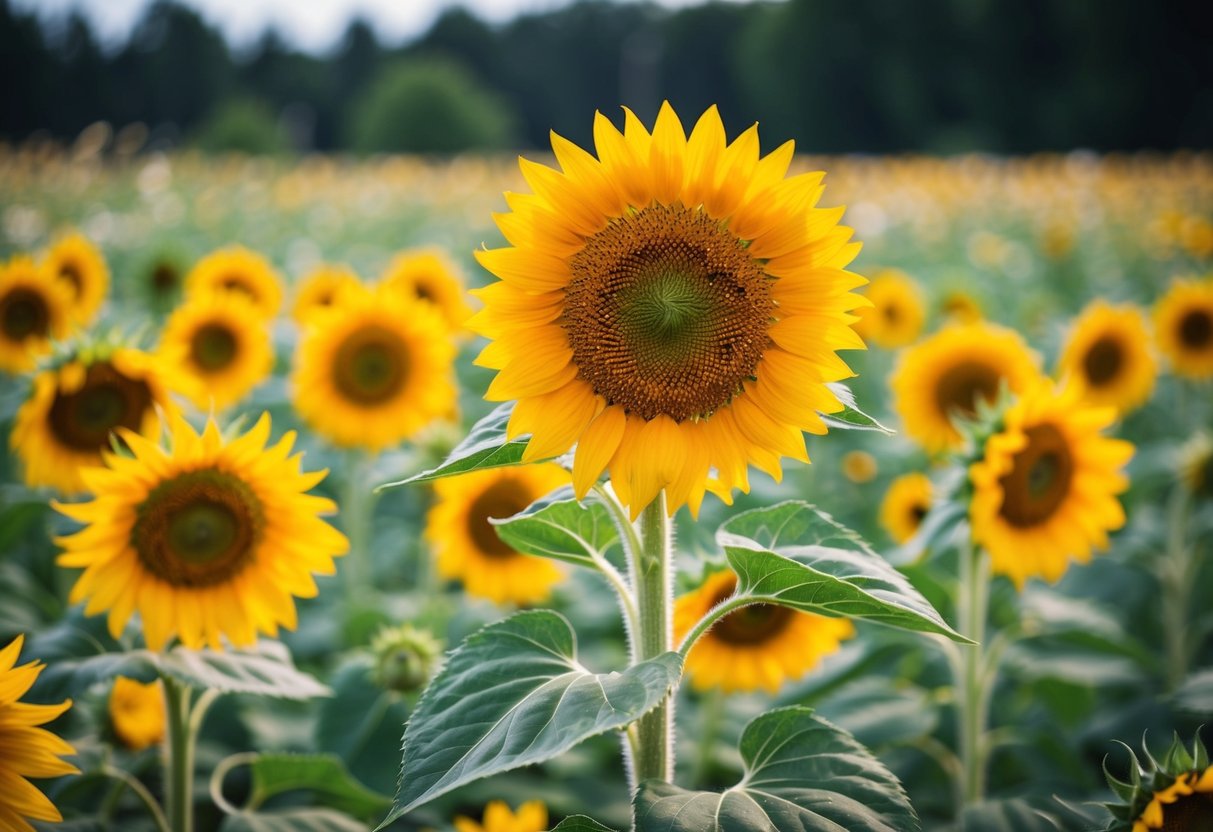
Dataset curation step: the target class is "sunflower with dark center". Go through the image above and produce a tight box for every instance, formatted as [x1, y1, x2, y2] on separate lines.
[891, 321, 1042, 454]
[425, 465, 567, 605]
[378, 248, 472, 333]
[0, 256, 72, 373]
[292, 264, 362, 325]
[471, 103, 868, 519]
[852, 267, 925, 349]
[10, 347, 177, 495]
[1057, 300, 1156, 414]
[880, 472, 933, 545]
[54, 413, 347, 651]
[185, 246, 283, 318]
[292, 288, 456, 450]
[158, 294, 272, 410]
[673, 570, 853, 694]
[1103, 734, 1213, 832]
[1154, 276, 1213, 379]
[969, 380, 1133, 588]
[42, 232, 109, 325]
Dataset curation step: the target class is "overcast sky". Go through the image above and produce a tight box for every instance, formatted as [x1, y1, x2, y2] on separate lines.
[14, 0, 760, 53]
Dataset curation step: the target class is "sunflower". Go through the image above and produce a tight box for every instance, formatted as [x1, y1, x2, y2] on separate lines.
[969, 381, 1134, 588]
[292, 264, 363, 324]
[1153, 276, 1213, 379]
[185, 246, 283, 318]
[292, 289, 456, 450]
[158, 294, 273, 410]
[852, 267, 925, 348]
[1057, 300, 1156, 413]
[454, 800, 548, 832]
[1131, 768, 1213, 832]
[673, 570, 854, 694]
[939, 291, 982, 324]
[379, 248, 473, 332]
[10, 347, 178, 495]
[0, 256, 72, 373]
[879, 472, 933, 545]
[890, 322, 1042, 453]
[426, 464, 567, 605]
[42, 232, 109, 325]
[0, 634, 78, 832]
[841, 450, 878, 483]
[472, 104, 866, 519]
[108, 677, 164, 750]
[54, 412, 348, 651]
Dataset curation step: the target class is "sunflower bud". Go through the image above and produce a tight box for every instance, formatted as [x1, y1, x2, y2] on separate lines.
[371, 624, 443, 694]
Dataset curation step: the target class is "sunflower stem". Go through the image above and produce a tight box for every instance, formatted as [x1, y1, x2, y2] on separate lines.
[632, 491, 675, 791]
[341, 451, 376, 604]
[1162, 484, 1194, 691]
[955, 536, 990, 815]
[163, 676, 195, 832]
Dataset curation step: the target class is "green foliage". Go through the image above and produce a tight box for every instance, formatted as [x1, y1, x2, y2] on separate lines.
[379, 402, 531, 489]
[220, 809, 365, 832]
[492, 486, 623, 571]
[193, 98, 290, 155]
[549, 818, 619, 832]
[823, 382, 895, 433]
[218, 753, 390, 819]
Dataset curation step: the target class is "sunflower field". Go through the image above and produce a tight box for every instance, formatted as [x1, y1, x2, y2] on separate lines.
[1, 109, 1212, 832]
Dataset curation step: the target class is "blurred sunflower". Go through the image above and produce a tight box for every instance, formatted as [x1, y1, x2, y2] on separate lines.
[673, 570, 853, 694]
[939, 291, 982, 324]
[0, 256, 71, 373]
[891, 322, 1041, 453]
[426, 465, 567, 605]
[852, 267, 925, 348]
[1153, 276, 1213, 379]
[292, 264, 363, 324]
[11, 347, 177, 495]
[841, 450, 878, 483]
[292, 289, 456, 450]
[108, 677, 164, 750]
[454, 800, 548, 832]
[54, 413, 348, 651]
[1130, 769, 1213, 832]
[879, 472, 933, 545]
[42, 232, 109, 325]
[0, 634, 78, 832]
[1057, 301, 1156, 414]
[379, 248, 472, 332]
[472, 103, 866, 519]
[185, 246, 283, 318]
[1103, 734, 1213, 832]
[969, 381, 1133, 588]
[158, 294, 272, 410]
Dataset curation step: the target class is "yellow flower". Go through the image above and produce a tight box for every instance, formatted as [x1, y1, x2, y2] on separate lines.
[426, 465, 567, 605]
[0, 634, 79, 832]
[969, 381, 1134, 588]
[292, 264, 363, 324]
[1153, 276, 1213, 379]
[891, 322, 1042, 453]
[453, 800, 548, 832]
[42, 232, 109, 325]
[1131, 767, 1213, 832]
[378, 248, 473, 332]
[472, 103, 866, 519]
[108, 677, 165, 750]
[1057, 300, 1156, 414]
[880, 472, 933, 545]
[292, 289, 457, 450]
[0, 256, 72, 373]
[10, 347, 179, 495]
[54, 413, 348, 651]
[158, 294, 273, 410]
[841, 450, 878, 483]
[852, 268, 925, 348]
[939, 291, 982, 324]
[185, 246, 283, 318]
[673, 571, 854, 694]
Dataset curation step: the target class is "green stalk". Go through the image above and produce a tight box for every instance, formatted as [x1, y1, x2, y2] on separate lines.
[955, 536, 990, 813]
[1162, 485, 1193, 691]
[632, 491, 674, 786]
[341, 452, 375, 602]
[163, 676, 195, 832]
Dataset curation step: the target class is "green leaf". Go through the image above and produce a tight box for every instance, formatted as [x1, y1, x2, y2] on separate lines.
[549, 818, 619, 832]
[242, 754, 391, 818]
[492, 486, 623, 571]
[821, 382, 894, 433]
[384, 610, 681, 824]
[958, 799, 1064, 832]
[378, 402, 534, 488]
[1174, 667, 1213, 714]
[219, 808, 366, 832]
[156, 641, 330, 699]
[315, 658, 410, 796]
[718, 501, 968, 642]
[634, 707, 918, 832]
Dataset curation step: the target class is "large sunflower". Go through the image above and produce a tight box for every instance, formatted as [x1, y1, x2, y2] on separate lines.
[0, 634, 78, 832]
[292, 264, 363, 325]
[292, 289, 456, 450]
[185, 247, 283, 318]
[0, 256, 72, 373]
[969, 381, 1134, 588]
[673, 570, 854, 694]
[1057, 300, 1156, 413]
[426, 464, 567, 605]
[852, 267, 925, 349]
[42, 232, 109, 325]
[454, 801, 548, 832]
[54, 413, 348, 651]
[158, 294, 273, 410]
[891, 321, 1042, 453]
[879, 472, 933, 545]
[10, 347, 178, 495]
[1153, 276, 1213, 379]
[472, 104, 866, 519]
[379, 248, 473, 332]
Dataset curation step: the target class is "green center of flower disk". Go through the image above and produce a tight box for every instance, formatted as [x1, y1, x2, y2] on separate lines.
[1158, 790, 1213, 832]
[1083, 335, 1124, 386]
[1179, 308, 1212, 349]
[466, 478, 531, 558]
[563, 203, 774, 422]
[333, 325, 409, 405]
[935, 360, 1002, 421]
[707, 582, 793, 645]
[0, 288, 50, 341]
[998, 423, 1074, 528]
[49, 362, 153, 451]
[133, 468, 264, 587]
[190, 322, 239, 372]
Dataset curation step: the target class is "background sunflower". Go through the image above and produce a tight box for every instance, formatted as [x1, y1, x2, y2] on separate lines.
[184, 246, 283, 318]
[42, 232, 109, 326]
[1153, 276, 1213, 378]
[853, 267, 926, 349]
[1057, 300, 1156, 413]
[158, 294, 273, 410]
[880, 471, 934, 545]
[378, 248, 473, 333]
[0, 256, 72, 373]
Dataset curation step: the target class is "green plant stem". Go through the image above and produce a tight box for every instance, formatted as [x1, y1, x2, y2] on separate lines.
[1162, 485, 1194, 691]
[690, 688, 726, 788]
[955, 536, 990, 814]
[342, 452, 375, 602]
[163, 676, 195, 832]
[632, 491, 674, 788]
[101, 764, 171, 832]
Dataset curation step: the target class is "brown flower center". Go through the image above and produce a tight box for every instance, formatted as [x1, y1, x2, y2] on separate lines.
[190, 323, 239, 372]
[705, 576, 794, 645]
[563, 203, 773, 422]
[1082, 335, 1123, 386]
[333, 325, 408, 405]
[0, 288, 51, 342]
[910, 503, 929, 526]
[1178, 308, 1212, 350]
[152, 263, 179, 292]
[48, 362, 153, 452]
[221, 275, 258, 302]
[58, 261, 84, 297]
[465, 478, 532, 558]
[934, 360, 1002, 421]
[998, 423, 1074, 528]
[1158, 790, 1213, 832]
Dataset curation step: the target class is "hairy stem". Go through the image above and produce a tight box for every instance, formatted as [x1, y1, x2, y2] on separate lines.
[956, 537, 990, 814]
[163, 676, 195, 832]
[632, 491, 674, 787]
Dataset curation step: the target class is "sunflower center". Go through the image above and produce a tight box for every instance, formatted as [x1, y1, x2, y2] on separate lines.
[998, 423, 1074, 528]
[563, 203, 773, 422]
[190, 323, 238, 372]
[910, 503, 929, 525]
[466, 479, 530, 558]
[48, 362, 153, 451]
[1179, 308, 1212, 349]
[883, 303, 901, 324]
[58, 261, 84, 297]
[0, 288, 50, 341]
[152, 263, 178, 291]
[704, 579, 794, 644]
[1082, 336, 1123, 386]
[333, 325, 408, 405]
[1158, 791, 1213, 832]
[414, 283, 434, 302]
[934, 360, 1001, 421]
[221, 275, 257, 301]
[133, 468, 263, 587]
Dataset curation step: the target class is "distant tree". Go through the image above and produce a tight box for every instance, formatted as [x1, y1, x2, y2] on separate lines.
[193, 98, 288, 155]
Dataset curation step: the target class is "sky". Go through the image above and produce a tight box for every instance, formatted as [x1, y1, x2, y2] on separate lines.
[14, 0, 759, 53]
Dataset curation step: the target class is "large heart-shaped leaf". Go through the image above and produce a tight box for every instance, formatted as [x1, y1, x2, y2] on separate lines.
[821, 383, 894, 433]
[380, 402, 535, 488]
[225, 753, 392, 818]
[492, 486, 623, 571]
[634, 707, 919, 831]
[156, 641, 330, 699]
[383, 610, 681, 825]
[718, 502, 967, 641]
[219, 808, 365, 832]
